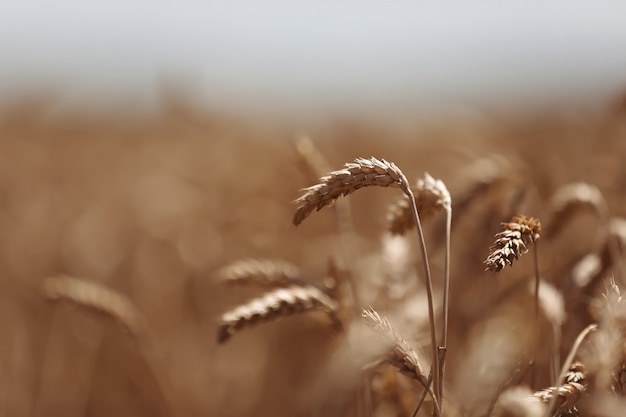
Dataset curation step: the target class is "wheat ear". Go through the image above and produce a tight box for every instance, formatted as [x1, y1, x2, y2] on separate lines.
[292, 157, 409, 226]
[386, 172, 450, 236]
[541, 324, 597, 417]
[532, 362, 587, 414]
[217, 284, 339, 343]
[43, 276, 175, 417]
[453, 155, 509, 214]
[293, 135, 360, 314]
[484, 214, 542, 272]
[545, 182, 607, 238]
[216, 259, 302, 287]
[292, 156, 440, 410]
[44, 275, 146, 335]
[362, 308, 440, 417]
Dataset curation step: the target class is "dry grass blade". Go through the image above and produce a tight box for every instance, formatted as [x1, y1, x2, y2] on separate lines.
[292, 156, 409, 226]
[387, 172, 451, 235]
[361, 307, 428, 387]
[218, 284, 339, 343]
[545, 182, 606, 238]
[216, 259, 301, 287]
[485, 215, 542, 272]
[43, 275, 146, 335]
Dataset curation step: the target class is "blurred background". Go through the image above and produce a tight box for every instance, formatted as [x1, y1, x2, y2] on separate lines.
[1, 2, 626, 417]
[2, 1, 626, 117]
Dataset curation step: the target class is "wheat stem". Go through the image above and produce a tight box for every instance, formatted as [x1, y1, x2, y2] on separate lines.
[438, 205, 452, 413]
[403, 184, 440, 411]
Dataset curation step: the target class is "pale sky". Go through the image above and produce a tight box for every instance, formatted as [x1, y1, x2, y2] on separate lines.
[1, 1, 626, 114]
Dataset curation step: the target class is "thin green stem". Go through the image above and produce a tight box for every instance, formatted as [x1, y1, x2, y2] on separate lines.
[402, 185, 440, 413]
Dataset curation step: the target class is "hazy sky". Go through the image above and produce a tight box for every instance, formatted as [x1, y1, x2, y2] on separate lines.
[1, 1, 626, 114]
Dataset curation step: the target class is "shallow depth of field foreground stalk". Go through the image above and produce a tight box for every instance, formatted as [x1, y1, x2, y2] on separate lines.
[291, 157, 441, 411]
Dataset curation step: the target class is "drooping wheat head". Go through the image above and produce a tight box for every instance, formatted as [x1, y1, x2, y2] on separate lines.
[218, 284, 340, 343]
[292, 157, 409, 226]
[43, 275, 146, 335]
[216, 259, 302, 287]
[361, 307, 428, 388]
[531, 362, 587, 417]
[545, 182, 606, 238]
[387, 172, 451, 235]
[485, 215, 542, 272]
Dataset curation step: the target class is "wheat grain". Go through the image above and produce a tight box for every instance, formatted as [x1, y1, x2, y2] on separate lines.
[292, 157, 409, 226]
[43, 275, 145, 335]
[545, 182, 606, 238]
[387, 172, 451, 235]
[361, 307, 428, 388]
[218, 284, 339, 343]
[216, 259, 301, 287]
[485, 215, 542, 272]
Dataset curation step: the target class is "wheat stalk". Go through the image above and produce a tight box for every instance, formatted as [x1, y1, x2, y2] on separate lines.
[292, 157, 409, 226]
[216, 259, 302, 287]
[387, 172, 451, 236]
[217, 284, 340, 343]
[292, 156, 442, 410]
[545, 182, 607, 238]
[484, 215, 542, 272]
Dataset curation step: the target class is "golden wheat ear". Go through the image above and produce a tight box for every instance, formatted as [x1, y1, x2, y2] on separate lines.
[361, 307, 428, 387]
[531, 362, 587, 414]
[545, 182, 606, 238]
[217, 284, 339, 343]
[292, 157, 409, 226]
[484, 214, 542, 272]
[386, 172, 451, 235]
[216, 259, 302, 288]
[43, 275, 145, 335]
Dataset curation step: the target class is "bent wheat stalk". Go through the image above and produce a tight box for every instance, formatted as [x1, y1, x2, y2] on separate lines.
[217, 284, 340, 343]
[292, 157, 441, 408]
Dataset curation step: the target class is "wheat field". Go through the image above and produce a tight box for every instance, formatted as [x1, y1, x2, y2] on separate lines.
[1, 95, 626, 417]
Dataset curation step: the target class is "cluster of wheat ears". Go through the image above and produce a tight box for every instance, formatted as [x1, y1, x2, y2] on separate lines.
[40, 135, 626, 417]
